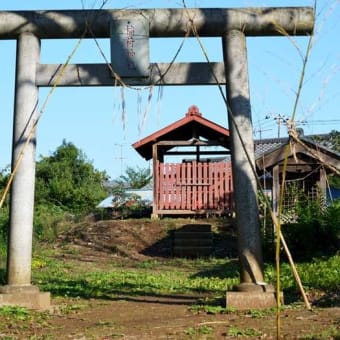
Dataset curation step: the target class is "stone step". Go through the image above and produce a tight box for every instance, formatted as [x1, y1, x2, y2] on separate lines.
[173, 238, 213, 247]
[173, 231, 213, 239]
[173, 246, 213, 257]
[175, 224, 212, 232]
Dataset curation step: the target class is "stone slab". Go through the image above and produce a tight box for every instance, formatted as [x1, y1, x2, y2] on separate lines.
[226, 291, 283, 310]
[0, 291, 51, 310]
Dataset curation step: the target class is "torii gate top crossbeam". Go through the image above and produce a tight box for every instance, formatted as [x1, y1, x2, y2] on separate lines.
[0, 7, 313, 39]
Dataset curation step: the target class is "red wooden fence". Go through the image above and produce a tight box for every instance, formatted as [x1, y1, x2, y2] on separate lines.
[155, 161, 234, 214]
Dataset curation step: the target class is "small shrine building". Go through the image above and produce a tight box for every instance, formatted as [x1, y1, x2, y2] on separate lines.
[133, 105, 233, 218]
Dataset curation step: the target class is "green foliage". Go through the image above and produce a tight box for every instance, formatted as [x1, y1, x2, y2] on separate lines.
[35, 268, 233, 298]
[115, 166, 152, 189]
[282, 198, 340, 259]
[0, 167, 10, 245]
[33, 256, 238, 299]
[35, 140, 109, 214]
[30, 248, 340, 312]
[0, 305, 51, 337]
[0, 206, 9, 251]
[185, 325, 213, 336]
[227, 325, 262, 337]
[303, 326, 340, 340]
[265, 254, 340, 304]
[260, 185, 340, 260]
[33, 204, 71, 242]
[189, 304, 235, 315]
[0, 306, 31, 321]
[329, 174, 340, 189]
[0, 166, 10, 191]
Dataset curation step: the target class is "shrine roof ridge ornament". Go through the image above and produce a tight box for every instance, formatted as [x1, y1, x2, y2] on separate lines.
[0, 7, 314, 40]
[186, 105, 202, 117]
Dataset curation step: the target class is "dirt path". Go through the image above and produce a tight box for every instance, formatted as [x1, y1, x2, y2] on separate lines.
[45, 297, 340, 339]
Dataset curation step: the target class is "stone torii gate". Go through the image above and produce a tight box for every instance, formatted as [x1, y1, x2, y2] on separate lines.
[0, 7, 314, 309]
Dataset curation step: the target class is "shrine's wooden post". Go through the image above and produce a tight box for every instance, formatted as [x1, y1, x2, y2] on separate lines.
[0, 7, 314, 309]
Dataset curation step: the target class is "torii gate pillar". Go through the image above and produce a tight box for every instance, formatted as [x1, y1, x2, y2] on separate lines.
[0, 33, 50, 309]
[223, 30, 277, 308]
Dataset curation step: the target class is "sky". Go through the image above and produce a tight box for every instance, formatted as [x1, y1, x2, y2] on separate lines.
[0, 0, 339, 180]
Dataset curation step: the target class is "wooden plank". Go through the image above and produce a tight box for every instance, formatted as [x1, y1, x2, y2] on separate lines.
[163, 163, 167, 210]
[187, 162, 192, 210]
[224, 163, 230, 209]
[192, 161, 197, 210]
[180, 163, 186, 210]
[203, 162, 208, 209]
[208, 163, 213, 209]
[158, 162, 164, 210]
[213, 163, 219, 209]
[153, 146, 159, 216]
[175, 164, 182, 209]
[218, 163, 224, 209]
[197, 162, 203, 209]
[170, 164, 176, 210]
[229, 163, 234, 210]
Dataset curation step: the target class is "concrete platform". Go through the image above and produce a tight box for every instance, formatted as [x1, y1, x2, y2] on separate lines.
[226, 283, 283, 310]
[0, 285, 51, 310]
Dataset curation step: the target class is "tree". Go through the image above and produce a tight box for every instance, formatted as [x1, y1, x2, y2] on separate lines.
[0, 166, 10, 196]
[35, 140, 109, 214]
[115, 166, 152, 189]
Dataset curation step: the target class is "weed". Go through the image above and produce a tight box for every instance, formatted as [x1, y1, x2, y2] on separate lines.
[227, 325, 262, 337]
[0, 306, 31, 321]
[57, 303, 88, 314]
[302, 325, 340, 339]
[135, 259, 160, 269]
[189, 304, 236, 315]
[247, 308, 275, 318]
[185, 325, 213, 336]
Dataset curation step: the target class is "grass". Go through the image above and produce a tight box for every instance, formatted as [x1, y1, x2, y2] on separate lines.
[302, 326, 340, 340]
[29, 247, 340, 306]
[227, 325, 262, 337]
[32, 253, 239, 299]
[0, 247, 338, 339]
[264, 254, 340, 305]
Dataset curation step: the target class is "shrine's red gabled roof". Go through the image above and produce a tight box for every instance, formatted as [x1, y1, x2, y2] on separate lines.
[132, 105, 231, 160]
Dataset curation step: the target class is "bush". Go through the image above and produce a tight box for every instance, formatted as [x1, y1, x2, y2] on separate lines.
[261, 196, 340, 261]
[33, 204, 75, 243]
[0, 206, 9, 246]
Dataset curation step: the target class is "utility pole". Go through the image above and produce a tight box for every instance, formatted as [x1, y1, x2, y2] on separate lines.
[266, 114, 289, 138]
[253, 127, 272, 140]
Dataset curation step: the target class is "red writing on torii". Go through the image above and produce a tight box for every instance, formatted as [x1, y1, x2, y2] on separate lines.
[126, 22, 136, 69]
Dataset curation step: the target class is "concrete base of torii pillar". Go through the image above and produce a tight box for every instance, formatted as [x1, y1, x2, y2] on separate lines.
[226, 283, 283, 310]
[0, 285, 51, 310]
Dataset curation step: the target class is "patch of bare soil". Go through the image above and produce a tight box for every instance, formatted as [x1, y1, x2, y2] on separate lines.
[57, 218, 238, 260]
[3, 219, 339, 339]
[46, 298, 339, 339]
